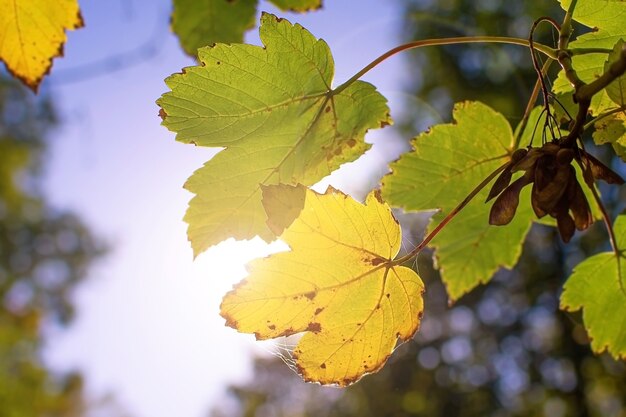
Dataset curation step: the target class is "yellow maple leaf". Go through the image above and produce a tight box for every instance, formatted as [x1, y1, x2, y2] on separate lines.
[0, 0, 83, 91]
[221, 184, 424, 386]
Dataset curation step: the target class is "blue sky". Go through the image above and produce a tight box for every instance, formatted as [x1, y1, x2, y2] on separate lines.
[41, 1, 413, 416]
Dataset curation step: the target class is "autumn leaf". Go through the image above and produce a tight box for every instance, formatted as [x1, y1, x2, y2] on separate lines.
[158, 13, 390, 256]
[171, 0, 257, 55]
[0, 0, 83, 91]
[221, 185, 424, 386]
[382, 102, 533, 300]
[560, 214, 626, 360]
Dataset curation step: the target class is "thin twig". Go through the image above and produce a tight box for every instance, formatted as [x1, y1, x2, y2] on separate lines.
[332, 37, 556, 95]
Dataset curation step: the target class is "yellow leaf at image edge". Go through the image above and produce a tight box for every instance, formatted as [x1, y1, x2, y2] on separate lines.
[221, 185, 424, 386]
[0, 0, 83, 91]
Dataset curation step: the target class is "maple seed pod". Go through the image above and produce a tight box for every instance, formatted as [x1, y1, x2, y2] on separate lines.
[567, 173, 593, 231]
[557, 213, 576, 243]
[582, 151, 626, 185]
[486, 169, 512, 202]
[489, 174, 531, 225]
[511, 148, 528, 163]
[556, 148, 575, 165]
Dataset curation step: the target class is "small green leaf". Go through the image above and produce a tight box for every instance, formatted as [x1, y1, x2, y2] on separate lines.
[171, 0, 258, 55]
[158, 13, 390, 256]
[553, 9, 626, 116]
[270, 0, 322, 12]
[604, 39, 626, 106]
[593, 112, 626, 162]
[555, 0, 626, 114]
[560, 214, 626, 360]
[553, 34, 624, 115]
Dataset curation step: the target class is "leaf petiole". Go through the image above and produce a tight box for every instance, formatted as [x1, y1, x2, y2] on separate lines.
[332, 37, 556, 96]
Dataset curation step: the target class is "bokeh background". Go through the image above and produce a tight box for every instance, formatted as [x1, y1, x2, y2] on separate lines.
[1, 1, 625, 417]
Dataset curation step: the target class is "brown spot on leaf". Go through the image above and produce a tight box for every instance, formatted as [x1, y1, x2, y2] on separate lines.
[282, 327, 296, 337]
[320, 363, 326, 369]
[325, 105, 331, 113]
[307, 322, 322, 332]
[371, 257, 385, 266]
[342, 377, 357, 386]
[268, 324, 276, 330]
[372, 189, 385, 204]
[314, 307, 324, 315]
[158, 108, 167, 120]
[347, 138, 357, 147]
[304, 291, 316, 300]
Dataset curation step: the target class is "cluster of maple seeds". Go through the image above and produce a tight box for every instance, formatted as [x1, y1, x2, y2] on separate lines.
[487, 141, 624, 242]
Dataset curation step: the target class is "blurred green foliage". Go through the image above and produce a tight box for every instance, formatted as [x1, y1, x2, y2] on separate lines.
[0, 78, 126, 417]
[211, 1, 626, 416]
[401, 0, 563, 132]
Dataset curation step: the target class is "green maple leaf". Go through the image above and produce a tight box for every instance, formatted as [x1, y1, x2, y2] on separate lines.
[158, 13, 390, 256]
[382, 101, 534, 300]
[561, 214, 626, 360]
[171, 0, 258, 55]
